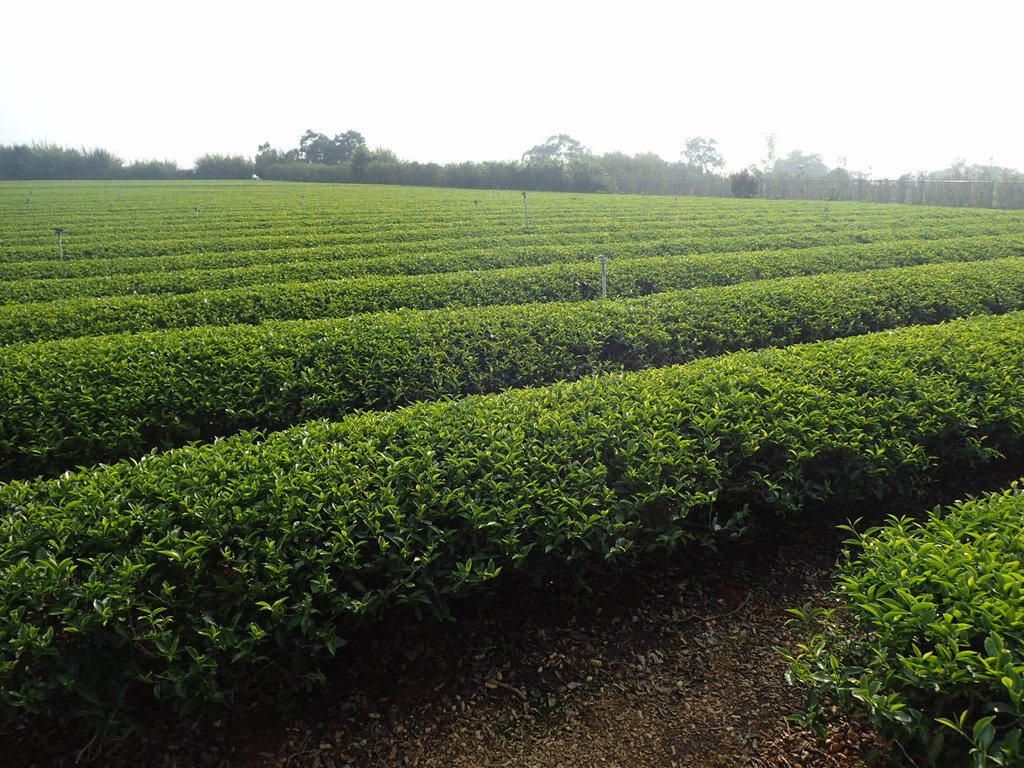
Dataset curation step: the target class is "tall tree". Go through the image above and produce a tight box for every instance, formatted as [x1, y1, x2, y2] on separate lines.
[298, 130, 333, 164]
[522, 134, 589, 164]
[770, 149, 830, 178]
[296, 129, 367, 165]
[681, 137, 724, 175]
[254, 142, 279, 176]
[329, 131, 367, 164]
[761, 133, 777, 175]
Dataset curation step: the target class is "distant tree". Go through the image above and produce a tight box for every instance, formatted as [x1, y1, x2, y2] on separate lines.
[360, 147, 404, 185]
[0, 143, 122, 179]
[331, 131, 367, 164]
[598, 151, 676, 195]
[927, 159, 1024, 182]
[297, 129, 367, 165]
[729, 168, 760, 198]
[0, 144, 34, 178]
[597, 151, 632, 193]
[522, 134, 589, 164]
[565, 155, 612, 192]
[255, 142, 280, 177]
[259, 161, 351, 183]
[940, 158, 969, 180]
[193, 154, 255, 179]
[80, 148, 123, 179]
[123, 159, 179, 180]
[519, 158, 567, 191]
[770, 149, 830, 178]
[298, 130, 332, 164]
[350, 143, 371, 181]
[408, 161, 444, 187]
[27, 143, 80, 178]
[760, 133, 777, 175]
[681, 137, 724, 175]
[370, 147, 400, 163]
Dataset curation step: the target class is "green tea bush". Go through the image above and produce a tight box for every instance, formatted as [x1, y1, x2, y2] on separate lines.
[0, 233, 1018, 304]
[5, 257, 1024, 479]
[0, 235, 1020, 344]
[2, 189, 1018, 268]
[786, 484, 1024, 767]
[3, 312, 1024, 738]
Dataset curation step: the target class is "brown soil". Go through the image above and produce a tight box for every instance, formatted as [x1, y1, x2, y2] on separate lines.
[221, 511, 893, 768]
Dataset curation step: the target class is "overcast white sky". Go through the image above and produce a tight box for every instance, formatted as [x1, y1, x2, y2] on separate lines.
[1, 0, 1021, 178]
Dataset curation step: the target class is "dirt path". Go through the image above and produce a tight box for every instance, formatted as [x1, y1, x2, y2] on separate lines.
[226, 514, 892, 768]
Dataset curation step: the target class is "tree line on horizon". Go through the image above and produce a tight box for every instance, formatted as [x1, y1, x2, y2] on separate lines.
[1, 133, 1022, 206]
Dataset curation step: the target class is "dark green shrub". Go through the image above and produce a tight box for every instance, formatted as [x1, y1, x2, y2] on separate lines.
[4, 256, 1024, 480]
[2, 312, 1024, 740]
[0, 235, 1020, 344]
[786, 484, 1024, 767]
[730, 168, 760, 198]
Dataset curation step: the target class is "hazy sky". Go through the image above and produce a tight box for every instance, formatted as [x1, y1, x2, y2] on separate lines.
[1, 1, 1020, 178]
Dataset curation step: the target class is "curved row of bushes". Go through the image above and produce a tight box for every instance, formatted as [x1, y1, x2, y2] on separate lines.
[787, 482, 1024, 766]
[1, 234, 1021, 305]
[2, 215, 1020, 283]
[4, 200, 1018, 265]
[2, 235, 1022, 345]
[5, 256, 1024, 480]
[2, 311, 1024, 739]
[0, 218, 877, 263]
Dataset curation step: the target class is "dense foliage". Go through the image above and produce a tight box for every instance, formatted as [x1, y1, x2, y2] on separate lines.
[787, 484, 1024, 767]
[2, 312, 1024, 740]
[1, 233, 1021, 305]
[0, 144, 179, 180]
[3, 183, 1022, 268]
[0, 234, 1021, 345]
[4, 182, 1024, 755]
[4, 257, 1024, 479]
[4, 142, 1023, 207]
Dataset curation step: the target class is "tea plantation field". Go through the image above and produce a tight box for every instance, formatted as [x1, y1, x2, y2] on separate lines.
[2, 180, 1024, 764]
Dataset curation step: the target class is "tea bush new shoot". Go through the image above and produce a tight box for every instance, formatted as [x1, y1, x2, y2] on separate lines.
[786, 483, 1024, 767]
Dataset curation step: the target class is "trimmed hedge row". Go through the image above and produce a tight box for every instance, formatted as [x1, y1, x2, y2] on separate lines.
[0, 221, 905, 273]
[0, 232, 1019, 305]
[5, 256, 1024, 480]
[1, 235, 1022, 345]
[0, 226, 1018, 294]
[3, 312, 1024, 736]
[786, 483, 1024, 766]
[4, 198, 1019, 266]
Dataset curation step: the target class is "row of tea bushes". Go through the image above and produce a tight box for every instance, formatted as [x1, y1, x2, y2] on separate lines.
[1, 221, 1018, 289]
[4, 181, 1020, 264]
[0, 220, 954, 273]
[4, 257, 1024, 479]
[2, 312, 1024, 736]
[1, 234, 1021, 345]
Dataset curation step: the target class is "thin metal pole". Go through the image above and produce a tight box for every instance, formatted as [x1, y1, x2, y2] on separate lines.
[54, 227, 65, 259]
[597, 254, 608, 298]
[522, 191, 530, 232]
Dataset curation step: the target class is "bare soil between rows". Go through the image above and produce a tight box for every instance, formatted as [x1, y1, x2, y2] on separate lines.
[222, 515, 890, 768]
[7, 461, 1022, 768]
